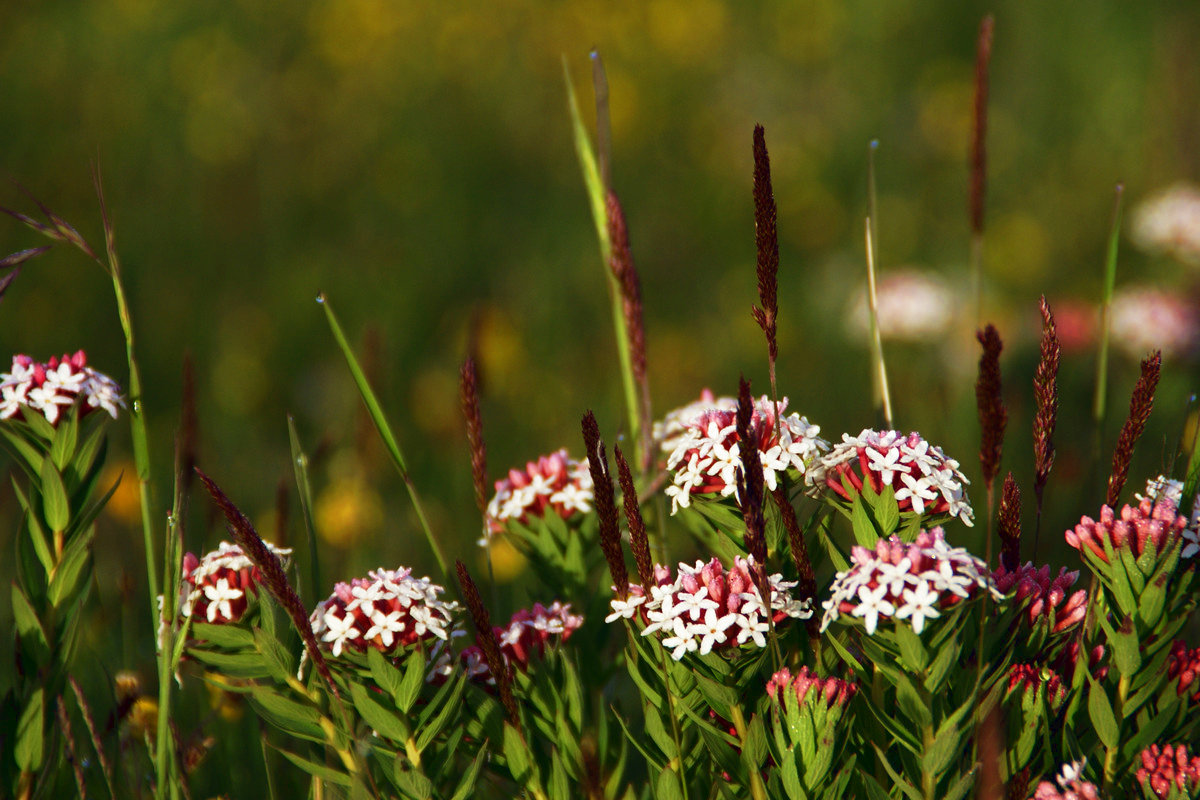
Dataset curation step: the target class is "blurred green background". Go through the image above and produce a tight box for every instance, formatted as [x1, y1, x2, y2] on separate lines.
[1, 0, 1198, 767]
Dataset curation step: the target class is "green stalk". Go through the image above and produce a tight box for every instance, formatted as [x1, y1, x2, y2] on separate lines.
[864, 216, 893, 429]
[1102, 674, 1130, 789]
[317, 294, 449, 582]
[563, 57, 642, 468]
[1183, 399, 1200, 501]
[1092, 184, 1124, 433]
[287, 415, 322, 603]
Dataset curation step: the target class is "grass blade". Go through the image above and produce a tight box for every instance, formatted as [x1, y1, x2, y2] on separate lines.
[286, 415, 322, 604]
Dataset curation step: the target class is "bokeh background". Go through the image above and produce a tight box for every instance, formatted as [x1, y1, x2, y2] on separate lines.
[1, 0, 1199, 784]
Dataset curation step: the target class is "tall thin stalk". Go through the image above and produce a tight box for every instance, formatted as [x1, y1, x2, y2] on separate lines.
[969, 15, 994, 324]
[1091, 184, 1125, 472]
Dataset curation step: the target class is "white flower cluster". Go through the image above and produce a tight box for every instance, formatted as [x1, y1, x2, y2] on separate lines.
[847, 269, 958, 342]
[178, 541, 293, 624]
[606, 556, 813, 661]
[0, 352, 124, 425]
[652, 389, 737, 456]
[809, 429, 974, 526]
[309, 567, 459, 658]
[1131, 183, 1200, 265]
[821, 528, 999, 636]
[663, 395, 828, 514]
[484, 449, 594, 540]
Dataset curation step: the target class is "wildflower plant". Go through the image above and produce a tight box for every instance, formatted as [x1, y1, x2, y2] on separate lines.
[6, 36, 1200, 800]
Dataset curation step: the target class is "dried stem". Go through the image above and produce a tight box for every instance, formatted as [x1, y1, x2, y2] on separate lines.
[615, 445, 653, 587]
[1106, 350, 1162, 506]
[1032, 296, 1060, 553]
[751, 124, 780, 403]
[583, 410, 628, 596]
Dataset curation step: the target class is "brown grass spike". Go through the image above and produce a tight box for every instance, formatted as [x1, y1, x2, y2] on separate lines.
[582, 410, 628, 596]
[970, 15, 995, 238]
[997, 472, 1022, 572]
[460, 356, 489, 519]
[736, 377, 767, 569]
[615, 444, 653, 587]
[455, 560, 519, 727]
[195, 467, 340, 701]
[751, 124, 780, 400]
[605, 192, 652, 470]
[976, 324, 1007, 492]
[1106, 350, 1162, 506]
[1031, 296, 1060, 551]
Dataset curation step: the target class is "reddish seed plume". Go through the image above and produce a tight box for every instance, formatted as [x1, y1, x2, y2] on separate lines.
[975, 324, 1007, 492]
[771, 487, 818, 637]
[460, 357, 489, 518]
[1106, 350, 1162, 506]
[455, 560, 519, 727]
[582, 410, 628, 596]
[751, 124, 780, 390]
[736, 377, 767, 569]
[1032, 296, 1060, 503]
[0, 245, 50, 271]
[998, 472, 1022, 571]
[970, 15, 995, 236]
[195, 467, 340, 701]
[615, 445, 653, 588]
[605, 191, 652, 467]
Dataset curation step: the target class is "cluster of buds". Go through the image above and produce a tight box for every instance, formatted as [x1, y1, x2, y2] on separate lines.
[606, 556, 813, 661]
[0, 351, 124, 425]
[1168, 641, 1200, 704]
[1007, 663, 1067, 708]
[457, 601, 583, 683]
[663, 394, 828, 513]
[309, 567, 458, 658]
[808, 429, 974, 526]
[484, 449, 594, 537]
[993, 563, 1088, 634]
[1031, 760, 1100, 800]
[820, 528, 999, 636]
[1052, 638, 1109, 683]
[175, 541, 293, 624]
[1066, 495, 1191, 564]
[766, 666, 857, 709]
[1137, 744, 1200, 799]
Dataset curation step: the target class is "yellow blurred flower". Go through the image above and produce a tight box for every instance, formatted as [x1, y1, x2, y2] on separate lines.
[205, 681, 244, 723]
[127, 697, 159, 742]
[486, 537, 527, 583]
[100, 460, 143, 526]
[315, 473, 383, 548]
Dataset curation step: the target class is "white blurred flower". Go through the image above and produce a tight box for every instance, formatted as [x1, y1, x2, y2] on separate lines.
[1131, 183, 1200, 265]
[1109, 287, 1199, 360]
[847, 269, 958, 342]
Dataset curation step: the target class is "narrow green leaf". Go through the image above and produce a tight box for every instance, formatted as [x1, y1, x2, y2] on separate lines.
[941, 765, 980, 800]
[851, 498, 880, 547]
[10, 584, 50, 663]
[286, 415, 322, 606]
[351, 682, 411, 743]
[503, 722, 533, 783]
[448, 741, 490, 800]
[275, 746, 352, 786]
[11, 479, 54, 573]
[871, 744, 923, 800]
[654, 767, 685, 800]
[876, 486, 901, 535]
[40, 458, 70, 532]
[189, 648, 274, 679]
[254, 627, 296, 683]
[1087, 678, 1120, 749]
[892, 623, 928, 672]
[922, 719, 961, 779]
[49, 407, 78, 470]
[397, 647, 427, 713]
[0, 426, 45, 478]
[47, 524, 95, 608]
[189, 622, 256, 649]
[548, 746, 571, 800]
[15, 689, 45, 770]
[414, 671, 465, 751]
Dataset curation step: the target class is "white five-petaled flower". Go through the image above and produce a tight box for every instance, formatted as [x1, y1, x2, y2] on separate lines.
[895, 581, 940, 634]
[203, 578, 243, 623]
[365, 610, 406, 647]
[606, 594, 646, 622]
[851, 584, 896, 635]
[322, 611, 360, 657]
[696, 609, 737, 655]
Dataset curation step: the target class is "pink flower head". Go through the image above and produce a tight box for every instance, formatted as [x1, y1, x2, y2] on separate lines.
[174, 541, 293, 625]
[0, 351, 124, 425]
[1031, 760, 1099, 800]
[1137, 744, 1200, 798]
[483, 449, 593, 538]
[455, 601, 583, 684]
[663, 394, 827, 513]
[608, 556, 813, 661]
[1066, 495, 1190, 565]
[766, 666, 857, 709]
[1007, 664, 1067, 708]
[309, 567, 459, 658]
[993, 562, 1088, 634]
[820, 528, 998, 636]
[809, 429, 974, 526]
[653, 389, 738, 457]
[1168, 641, 1200, 703]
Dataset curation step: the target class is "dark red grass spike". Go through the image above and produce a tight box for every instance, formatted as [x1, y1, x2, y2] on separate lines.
[456, 560, 519, 727]
[1106, 350, 1162, 506]
[736, 377, 767, 569]
[195, 467, 340, 701]
[970, 15, 995, 237]
[615, 444, 653, 588]
[582, 410, 628, 597]
[605, 191, 652, 469]
[751, 124, 779, 393]
[975, 324, 1007, 492]
[460, 357, 489, 518]
[1032, 296, 1060, 503]
[998, 472, 1022, 572]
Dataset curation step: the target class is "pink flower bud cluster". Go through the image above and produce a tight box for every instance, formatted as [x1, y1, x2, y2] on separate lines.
[1032, 760, 1099, 800]
[0, 351, 124, 425]
[663, 394, 828, 513]
[808, 429, 974, 526]
[1052, 639, 1109, 683]
[766, 666, 857, 709]
[653, 388, 737, 457]
[1007, 664, 1067, 707]
[1137, 744, 1200, 798]
[821, 528, 999, 636]
[457, 601, 583, 684]
[176, 541, 293, 624]
[993, 563, 1088, 634]
[606, 557, 813, 661]
[309, 567, 459, 658]
[484, 449, 593, 537]
[1066, 496, 1190, 565]
[1168, 641, 1200, 704]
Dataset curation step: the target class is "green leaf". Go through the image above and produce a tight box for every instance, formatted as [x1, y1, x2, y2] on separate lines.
[393, 765, 433, 799]
[190, 622, 256, 649]
[851, 498, 880, 547]
[1087, 678, 1120, 750]
[275, 746, 352, 786]
[871, 744, 923, 800]
[39, 458, 70, 532]
[1101, 614, 1141, 677]
[396, 647, 427, 713]
[15, 689, 45, 770]
[251, 627, 294, 683]
[894, 674, 932, 730]
[654, 767, 684, 800]
[643, 704, 678, 758]
[941, 766, 980, 800]
[367, 646, 405, 705]
[189, 648, 274, 679]
[414, 672, 465, 751]
[11, 584, 50, 663]
[351, 682, 411, 743]
[548, 746, 571, 800]
[49, 406, 79, 471]
[48, 525, 95, 609]
[12, 479, 54, 573]
[503, 722, 533, 783]
[692, 671, 737, 712]
[448, 741, 490, 800]
[875, 486, 901, 535]
[893, 623, 928, 672]
[0, 426, 45, 477]
[922, 719, 961, 779]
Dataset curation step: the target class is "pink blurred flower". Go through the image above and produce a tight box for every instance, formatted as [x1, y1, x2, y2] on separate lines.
[484, 449, 593, 538]
[993, 562, 1087, 634]
[1066, 495, 1190, 565]
[1109, 288, 1199, 361]
[1032, 759, 1099, 800]
[1137, 744, 1200, 798]
[847, 269, 959, 342]
[1131, 183, 1200, 265]
[0, 351, 124, 425]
